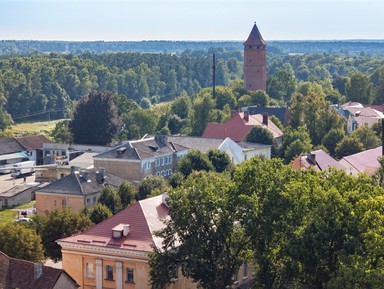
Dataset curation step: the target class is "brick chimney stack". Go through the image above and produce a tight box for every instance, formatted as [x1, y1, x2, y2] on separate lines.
[244, 111, 249, 122]
[262, 112, 268, 126]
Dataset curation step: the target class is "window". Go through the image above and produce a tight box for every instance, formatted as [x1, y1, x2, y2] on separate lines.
[155, 158, 160, 167]
[93, 196, 97, 204]
[45, 150, 51, 156]
[54, 200, 57, 208]
[243, 263, 248, 279]
[161, 157, 165, 166]
[168, 156, 172, 164]
[233, 271, 239, 284]
[86, 263, 94, 278]
[61, 150, 66, 156]
[62, 199, 67, 208]
[126, 268, 134, 283]
[105, 265, 113, 280]
[168, 169, 172, 176]
[87, 198, 91, 205]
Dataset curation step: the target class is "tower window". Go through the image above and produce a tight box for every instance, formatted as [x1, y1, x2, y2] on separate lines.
[249, 84, 251, 88]
[249, 59, 251, 62]
[249, 45, 252, 49]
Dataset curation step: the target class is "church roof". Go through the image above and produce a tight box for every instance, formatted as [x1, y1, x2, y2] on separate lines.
[244, 23, 266, 46]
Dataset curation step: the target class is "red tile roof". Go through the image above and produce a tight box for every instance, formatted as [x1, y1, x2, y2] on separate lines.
[244, 23, 266, 46]
[58, 195, 168, 252]
[292, 150, 345, 172]
[16, 135, 52, 150]
[339, 146, 382, 175]
[0, 251, 78, 289]
[202, 112, 283, 142]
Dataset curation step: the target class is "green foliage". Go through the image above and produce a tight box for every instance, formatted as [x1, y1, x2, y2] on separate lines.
[177, 150, 214, 177]
[246, 126, 274, 145]
[214, 86, 237, 110]
[89, 203, 112, 224]
[351, 126, 381, 150]
[170, 95, 191, 119]
[39, 209, 92, 261]
[322, 128, 346, 157]
[137, 176, 169, 200]
[191, 92, 215, 136]
[123, 108, 158, 139]
[346, 71, 374, 104]
[70, 91, 122, 145]
[206, 149, 233, 173]
[50, 119, 72, 143]
[335, 136, 364, 159]
[167, 171, 185, 188]
[98, 186, 122, 214]
[279, 126, 312, 163]
[0, 223, 44, 262]
[150, 171, 252, 289]
[118, 182, 137, 208]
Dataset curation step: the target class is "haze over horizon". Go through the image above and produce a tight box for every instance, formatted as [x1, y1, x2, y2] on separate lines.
[1, 0, 383, 42]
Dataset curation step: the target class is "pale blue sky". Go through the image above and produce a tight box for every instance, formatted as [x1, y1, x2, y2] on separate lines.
[0, 0, 383, 41]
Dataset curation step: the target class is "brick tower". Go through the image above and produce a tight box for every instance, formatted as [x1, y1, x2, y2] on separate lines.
[243, 22, 267, 91]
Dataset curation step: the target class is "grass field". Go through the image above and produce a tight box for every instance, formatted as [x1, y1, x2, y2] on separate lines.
[0, 201, 36, 224]
[7, 120, 63, 138]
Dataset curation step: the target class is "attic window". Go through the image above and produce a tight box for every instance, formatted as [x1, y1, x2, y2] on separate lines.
[149, 145, 159, 151]
[117, 147, 127, 154]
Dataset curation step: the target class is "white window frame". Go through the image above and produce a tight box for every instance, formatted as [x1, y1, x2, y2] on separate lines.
[125, 267, 134, 283]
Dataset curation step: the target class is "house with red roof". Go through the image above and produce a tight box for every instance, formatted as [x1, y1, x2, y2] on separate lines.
[57, 194, 253, 289]
[292, 149, 345, 172]
[338, 146, 382, 176]
[0, 251, 78, 289]
[202, 111, 283, 143]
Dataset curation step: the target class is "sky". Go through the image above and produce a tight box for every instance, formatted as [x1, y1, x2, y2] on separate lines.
[0, 0, 383, 41]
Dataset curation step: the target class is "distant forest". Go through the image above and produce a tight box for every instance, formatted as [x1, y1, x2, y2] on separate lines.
[1, 39, 384, 128]
[1, 40, 384, 55]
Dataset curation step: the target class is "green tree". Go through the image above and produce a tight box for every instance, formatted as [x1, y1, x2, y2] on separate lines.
[335, 136, 364, 159]
[215, 86, 237, 110]
[50, 119, 72, 143]
[206, 149, 233, 173]
[167, 171, 185, 188]
[322, 128, 346, 157]
[246, 126, 274, 145]
[170, 95, 191, 119]
[0, 223, 44, 262]
[70, 91, 122, 145]
[346, 72, 374, 104]
[137, 176, 169, 200]
[89, 203, 112, 224]
[149, 171, 252, 289]
[123, 108, 158, 139]
[39, 209, 92, 261]
[191, 92, 215, 136]
[279, 126, 312, 163]
[177, 150, 214, 177]
[118, 181, 137, 208]
[351, 126, 381, 150]
[98, 186, 122, 214]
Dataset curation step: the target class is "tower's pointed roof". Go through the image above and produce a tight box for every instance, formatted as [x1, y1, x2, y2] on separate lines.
[244, 22, 266, 46]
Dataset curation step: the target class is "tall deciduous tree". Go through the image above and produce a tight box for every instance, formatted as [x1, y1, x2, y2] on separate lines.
[39, 209, 92, 261]
[177, 150, 214, 177]
[346, 72, 374, 104]
[0, 223, 44, 262]
[70, 90, 122, 145]
[149, 171, 252, 289]
[246, 126, 274, 145]
[206, 149, 233, 173]
[98, 186, 122, 214]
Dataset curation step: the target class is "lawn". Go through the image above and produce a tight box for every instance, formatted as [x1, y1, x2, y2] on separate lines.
[6, 120, 64, 138]
[0, 201, 36, 224]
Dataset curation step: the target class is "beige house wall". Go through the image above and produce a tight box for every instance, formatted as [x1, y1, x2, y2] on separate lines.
[61, 245, 253, 289]
[35, 193, 85, 215]
[94, 159, 141, 181]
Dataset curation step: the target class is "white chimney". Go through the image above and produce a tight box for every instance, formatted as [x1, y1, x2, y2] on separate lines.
[123, 224, 130, 236]
[162, 193, 168, 207]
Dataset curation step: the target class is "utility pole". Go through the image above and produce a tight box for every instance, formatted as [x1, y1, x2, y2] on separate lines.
[212, 53, 216, 99]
